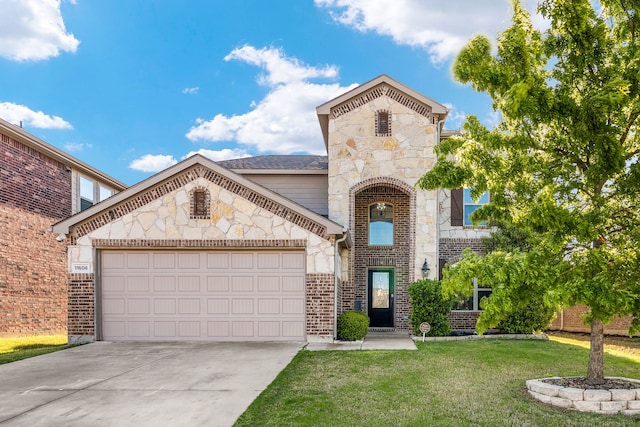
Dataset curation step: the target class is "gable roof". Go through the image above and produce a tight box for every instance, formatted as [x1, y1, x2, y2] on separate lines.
[316, 74, 449, 148]
[0, 117, 127, 191]
[52, 154, 345, 237]
[218, 155, 328, 173]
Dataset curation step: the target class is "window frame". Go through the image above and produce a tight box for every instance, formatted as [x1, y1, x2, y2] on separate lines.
[78, 174, 114, 212]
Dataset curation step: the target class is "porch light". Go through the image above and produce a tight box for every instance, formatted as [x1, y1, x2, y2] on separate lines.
[421, 259, 430, 277]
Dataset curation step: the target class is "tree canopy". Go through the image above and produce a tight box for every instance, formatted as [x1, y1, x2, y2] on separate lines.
[418, 0, 640, 384]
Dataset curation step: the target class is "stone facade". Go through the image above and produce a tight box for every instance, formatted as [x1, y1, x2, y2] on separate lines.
[0, 131, 71, 336]
[66, 170, 337, 341]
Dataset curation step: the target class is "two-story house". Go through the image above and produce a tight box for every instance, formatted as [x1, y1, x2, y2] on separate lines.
[0, 118, 126, 337]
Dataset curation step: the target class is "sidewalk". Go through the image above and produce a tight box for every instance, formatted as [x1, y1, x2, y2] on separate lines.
[305, 332, 416, 351]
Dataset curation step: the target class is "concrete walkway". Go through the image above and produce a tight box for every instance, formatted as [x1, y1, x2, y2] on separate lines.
[305, 332, 416, 351]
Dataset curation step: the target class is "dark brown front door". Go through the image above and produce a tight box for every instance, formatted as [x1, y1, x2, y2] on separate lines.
[368, 269, 394, 327]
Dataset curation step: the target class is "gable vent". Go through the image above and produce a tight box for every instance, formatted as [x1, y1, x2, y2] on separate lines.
[331, 84, 432, 119]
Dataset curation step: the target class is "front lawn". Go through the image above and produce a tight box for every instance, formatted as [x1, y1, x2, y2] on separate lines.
[235, 339, 640, 426]
[0, 335, 70, 365]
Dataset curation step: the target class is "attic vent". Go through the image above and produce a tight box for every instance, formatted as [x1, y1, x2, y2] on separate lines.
[190, 187, 210, 219]
[331, 84, 432, 120]
[376, 110, 391, 136]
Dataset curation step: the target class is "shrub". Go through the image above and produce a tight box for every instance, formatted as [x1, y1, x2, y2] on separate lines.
[408, 279, 454, 337]
[337, 311, 369, 341]
[498, 299, 557, 334]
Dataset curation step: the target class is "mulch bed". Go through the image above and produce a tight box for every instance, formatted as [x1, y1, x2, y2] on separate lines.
[543, 377, 640, 390]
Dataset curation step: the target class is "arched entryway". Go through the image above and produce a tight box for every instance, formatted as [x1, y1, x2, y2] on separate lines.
[348, 178, 415, 330]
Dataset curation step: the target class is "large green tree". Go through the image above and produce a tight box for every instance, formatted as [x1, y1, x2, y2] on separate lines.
[418, 0, 640, 385]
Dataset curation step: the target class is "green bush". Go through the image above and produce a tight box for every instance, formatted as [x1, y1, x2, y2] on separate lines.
[498, 299, 557, 334]
[337, 311, 369, 341]
[408, 279, 454, 336]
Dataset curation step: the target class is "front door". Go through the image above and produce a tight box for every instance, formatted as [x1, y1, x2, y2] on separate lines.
[368, 269, 394, 327]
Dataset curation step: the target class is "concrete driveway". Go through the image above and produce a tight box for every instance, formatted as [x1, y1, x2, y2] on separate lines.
[0, 341, 303, 427]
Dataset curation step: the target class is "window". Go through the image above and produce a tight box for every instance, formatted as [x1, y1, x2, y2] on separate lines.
[78, 175, 114, 212]
[450, 188, 489, 226]
[463, 188, 489, 226]
[375, 110, 391, 136]
[453, 278, 492, 311]
[369, 202, 393, 245]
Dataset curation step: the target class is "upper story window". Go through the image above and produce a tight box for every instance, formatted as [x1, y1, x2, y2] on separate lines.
[450, 188, 489, 226]
[79, 175, 113, 212]
[369, 202, 393, 245]
[463, 188, 489, 226]
[375, 110, 391, 137]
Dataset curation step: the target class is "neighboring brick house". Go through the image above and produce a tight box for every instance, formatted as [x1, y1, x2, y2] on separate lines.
[52, 74, 497, 343]
[0, 118, 126, 337]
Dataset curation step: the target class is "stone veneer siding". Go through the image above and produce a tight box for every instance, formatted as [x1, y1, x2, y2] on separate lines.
[351, 184, 412, 330]
[0, 131, 70, 336]
[440, 237, 487, 330]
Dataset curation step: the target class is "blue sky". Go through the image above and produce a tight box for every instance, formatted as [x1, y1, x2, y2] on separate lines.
[0, 0, 542, 186]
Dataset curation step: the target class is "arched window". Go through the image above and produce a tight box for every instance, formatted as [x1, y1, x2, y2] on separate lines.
[369, 202, 393, 245]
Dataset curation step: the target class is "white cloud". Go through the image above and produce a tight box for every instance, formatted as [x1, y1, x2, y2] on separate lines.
[0, 102, 73, 129]
[64, 141, 92, 152]
[315, 0, 542, 63]
[0, 0, 80, 61]
[182, 87, 199, 95]
[129, 154, 178, 173]
[183, 148, 251, 162]
[442, 103, 467, 130]
[187, 45, 357, 155]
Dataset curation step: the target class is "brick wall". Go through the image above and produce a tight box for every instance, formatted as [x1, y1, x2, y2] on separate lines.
[352, 186, 411, 330]
[306, 273, 335, 337]
[0, 132, 71, 336]
[68, 274, 95, 337]
[439, 238, 487, 330]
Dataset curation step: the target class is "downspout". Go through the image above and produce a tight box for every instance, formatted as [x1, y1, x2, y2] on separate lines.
[334, 230, 349, 340]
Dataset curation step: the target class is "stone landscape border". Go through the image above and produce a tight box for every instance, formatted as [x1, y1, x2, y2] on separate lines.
[526, 377, 640, 415]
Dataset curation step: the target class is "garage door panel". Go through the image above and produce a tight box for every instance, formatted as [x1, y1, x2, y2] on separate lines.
[154, 299, 176, 315]
[101, 250, 306, 341]
[153, 253, 176, 269]
[127, 276, 149, 292]
[207, 299, 229, 314]
[207, 276, 229, 292]
[178, 276, 200, 292]
[127, 253, 149, 269]
[258, 276, 280, 292]
[231, 276, 253, 292]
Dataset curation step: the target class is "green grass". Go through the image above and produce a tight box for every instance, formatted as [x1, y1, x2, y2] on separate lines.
[235, 339, 640, 426]
[0, 335, 71, 364]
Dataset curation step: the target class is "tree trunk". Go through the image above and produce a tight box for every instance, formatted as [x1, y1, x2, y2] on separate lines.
[587, 318, 605, 385]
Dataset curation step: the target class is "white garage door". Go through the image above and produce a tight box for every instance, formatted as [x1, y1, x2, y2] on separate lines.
[100, 250, 306, 341]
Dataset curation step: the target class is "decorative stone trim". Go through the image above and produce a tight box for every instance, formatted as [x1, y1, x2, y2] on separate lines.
[91, 239, 308, 248]
[331, 84, 432, 120]
[526, 377, 640, 415]
[375, 109, 391, 137]
[72, 165, 331, 240]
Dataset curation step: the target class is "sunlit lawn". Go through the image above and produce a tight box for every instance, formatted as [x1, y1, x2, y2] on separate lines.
[236, 336, 640, 427]
[0, 335, 70, 364]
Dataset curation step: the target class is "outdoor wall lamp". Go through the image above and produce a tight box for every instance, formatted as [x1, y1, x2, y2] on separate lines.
[421, 259, 430, 277]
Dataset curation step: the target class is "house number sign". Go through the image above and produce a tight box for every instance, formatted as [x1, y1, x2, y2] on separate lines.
[419, 322, 431, 342]
[71, 263, 91, 273]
